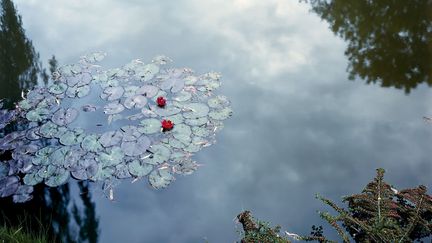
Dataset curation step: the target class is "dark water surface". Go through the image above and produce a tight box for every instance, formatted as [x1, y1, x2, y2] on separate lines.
[2, 0, 432, 242]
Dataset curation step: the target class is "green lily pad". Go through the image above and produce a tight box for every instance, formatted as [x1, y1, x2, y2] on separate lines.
[209, 107, 233, 120]
[23, 172, 43, 186]
[48, 83, 68, 95]
[182, 103, 209, 119]
[128, 159, 153, 177]
[142, 144, 170, 165]
[185, 117, 208, 126]
[26, 108, 50, 122]
[99, 130, 123, 147]
[58, 128, 85, 145]
[45, 168, 69, 187]
[121, 135, 150, 156]
[104, 102, 124, 115]
[39, 121, 58, 138]
[51, 108, 79, 126]
[81, 134, 103, 152]
[98, 147, 124, 167]
[139, 119, 161, 134]
[148, 168, 174, 189]
[173, 124, 192, 144]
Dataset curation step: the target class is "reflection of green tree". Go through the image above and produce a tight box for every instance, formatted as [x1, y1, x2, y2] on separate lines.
[306, 0, 432, 93]
[0, 0, 42, 106]
[0, 1, 99, 242]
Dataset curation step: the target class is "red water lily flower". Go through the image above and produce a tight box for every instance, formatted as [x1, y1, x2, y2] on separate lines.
[157, 96, 166, 107]
[161, 119, 174, 131]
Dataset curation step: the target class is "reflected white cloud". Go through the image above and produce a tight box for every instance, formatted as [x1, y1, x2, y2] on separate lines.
[12, 0, 432, 242]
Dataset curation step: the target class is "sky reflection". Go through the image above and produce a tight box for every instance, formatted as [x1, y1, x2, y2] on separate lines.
[13, 0, 432, 242]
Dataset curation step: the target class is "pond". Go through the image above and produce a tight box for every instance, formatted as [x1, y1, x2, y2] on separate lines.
[1, 0, 432, 242]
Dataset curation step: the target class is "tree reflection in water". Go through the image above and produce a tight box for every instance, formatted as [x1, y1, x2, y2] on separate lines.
[0, 0, 99, 242]
[305, 0, 432, 93]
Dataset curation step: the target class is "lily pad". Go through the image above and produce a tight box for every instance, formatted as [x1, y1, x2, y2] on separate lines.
[121, 135, 150, 156]
[0, 176, 19, 197]
[208, 95, 230, 109]
[45, 168, 69, 187]
[38, 121, 59, 138]
[23, 172, 43, 186]
[26, 108, 50, 122]
[48, 83, 68, 95]
[185, 117, 208, 126]
[81, 134, 103, 152]
[128, 159, 153, 177]
[209, 107, 233, 120]
[136, 64, 159, 81]
[101, 86, 124, 101]
[148, 169, 174, 189]
[71, 158, 98, 180]
[136, 85, 159, 97]
[139, 119, 161, 134]
[98, 147, 124, 167]
[59, 128, 85, 145]
[51, 108, 79, 126]
[182, 103, 209, 119]
[104, 102, 124, 115]
[124, 95, 147, 109]
[173, 124, 192, 144]
[100, 130, 123, 147]
[142, 144, 170, 165]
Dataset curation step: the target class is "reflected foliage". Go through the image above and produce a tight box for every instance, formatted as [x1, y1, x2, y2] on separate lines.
[305, 0, 432, 93]
[0, 1, 99, 242]
[0, 0, 42, 106]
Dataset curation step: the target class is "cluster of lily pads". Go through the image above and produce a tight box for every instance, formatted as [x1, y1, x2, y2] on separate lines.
[0, 53, 232, 202]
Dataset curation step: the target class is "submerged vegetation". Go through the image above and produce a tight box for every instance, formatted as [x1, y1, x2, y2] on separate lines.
[237, 169, 432, 242]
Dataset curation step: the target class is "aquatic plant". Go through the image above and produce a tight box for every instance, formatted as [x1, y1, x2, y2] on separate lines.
[0, 53, 232, 202]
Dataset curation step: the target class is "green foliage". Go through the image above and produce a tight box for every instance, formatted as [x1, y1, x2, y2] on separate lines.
[236, 211, 291, 243]
[0, 225, 50, 243]
[314, 168, 432, 242]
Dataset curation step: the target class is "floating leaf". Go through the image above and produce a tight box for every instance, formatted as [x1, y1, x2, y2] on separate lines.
[148, 169, 174, 189]
[139, 119, 161, 134]
[26, 108, 50, 122]
[114, 164, 130, 179]
[0, 176, 19, 197]
[71, 158, 98, 180]
[48, 83, 68, 95]
[160, 78, 184, 93]
[99, 130, 123, 147]
[98, 147, 124, 167]
[173, 124, 192, 144]
[142, 144, 170, 165]
[23, 172, 43, 185]
[185, 117, 208, 126]
[173, 159, 198, 175]
[128, 159, 153, 177]
[33, 146, 56, 165]
[124, 95, 147, 109]
[208, 95, 230, 109]
[101, 86, 124, 101]
[45, 168, 69, 187]
[209, 107, 233, 120]
[81, 134, 103, 152]
[182, 103, 209, 119]
[136, 64, 159, 81]
[50, 147, 71, 166]
[173, 91, 192, 102]
[153, 106, 181, 117]
[59, 128, 85, 145]
[51, 108, 79, 126]
[136, 85, 159, 97]
[66, 85, 90, 98]
[38, 121, 58, 138]
[121, 135, 150, 156]
[103, 102, 124, 115]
